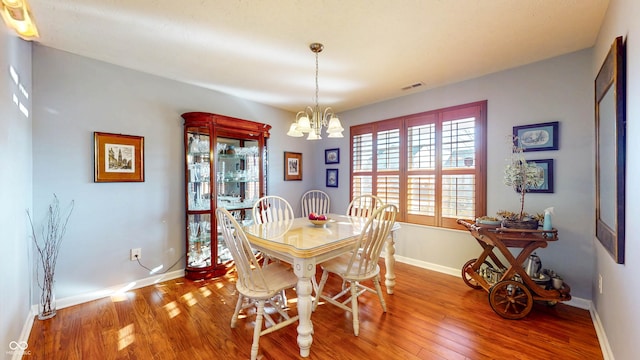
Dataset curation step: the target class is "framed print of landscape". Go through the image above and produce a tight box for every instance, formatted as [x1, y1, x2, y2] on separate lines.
[513, 121, 559, 152]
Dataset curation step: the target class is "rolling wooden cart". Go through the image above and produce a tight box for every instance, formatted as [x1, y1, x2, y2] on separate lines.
[457, 219, 571, 319]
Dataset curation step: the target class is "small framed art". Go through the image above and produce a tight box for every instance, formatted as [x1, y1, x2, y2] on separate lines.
[94, 132, 145, 182]
[516, 159, 554, 193]
[513, 121, 559, 152]
[326, 169, 338, 188]
[284, 151, 302, 181]
[325, 148, 340, 164]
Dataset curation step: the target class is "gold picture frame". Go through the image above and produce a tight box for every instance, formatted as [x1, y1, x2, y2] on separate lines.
[94, 132, 145, 182]
[284, 151, 302, 181]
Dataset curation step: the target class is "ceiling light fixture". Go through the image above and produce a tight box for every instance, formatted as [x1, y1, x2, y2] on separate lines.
[287, 43, 344, 140]
[1, 0, 39, 39]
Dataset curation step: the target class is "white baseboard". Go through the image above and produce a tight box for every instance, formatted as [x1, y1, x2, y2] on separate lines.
[29, 269, 185, 314]
[391, 254, 592, 309]
[11, 307, 37, 360]
[590, 305, 614, 360]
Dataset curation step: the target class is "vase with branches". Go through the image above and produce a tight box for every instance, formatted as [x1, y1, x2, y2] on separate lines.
[27, 194, 74, 320]
[500, 136, 545, 227]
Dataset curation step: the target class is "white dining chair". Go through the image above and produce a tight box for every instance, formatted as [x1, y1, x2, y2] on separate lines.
[252, 195, 294, 225]
[216, 208, 299, 360]
[313, 204, 398, 336]
[251, 195, 295, 304]
[301, 190, 330, 217]
[346, 194, 383, 218]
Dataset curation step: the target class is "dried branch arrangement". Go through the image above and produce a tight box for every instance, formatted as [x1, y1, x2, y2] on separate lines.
[27, 194, 74, 320]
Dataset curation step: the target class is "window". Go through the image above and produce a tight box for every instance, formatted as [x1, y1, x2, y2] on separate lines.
[350, 101, 487, 229]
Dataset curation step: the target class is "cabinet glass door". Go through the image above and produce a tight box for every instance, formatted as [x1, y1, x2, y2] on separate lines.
[187, 213, 211, 268]
[186, 128, 211, 211]
[215, 138, 259, 224]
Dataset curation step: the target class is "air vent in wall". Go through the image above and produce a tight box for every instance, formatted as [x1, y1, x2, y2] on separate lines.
[401, 82, 424, 91]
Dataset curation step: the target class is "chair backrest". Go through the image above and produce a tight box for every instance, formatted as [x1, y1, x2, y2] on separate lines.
[346, 204, 398, 277]
[216, 208, 272, 294]
[252, 195, 294, 224]
[301, 190, 330, 217]
[346, 194, 383, 218]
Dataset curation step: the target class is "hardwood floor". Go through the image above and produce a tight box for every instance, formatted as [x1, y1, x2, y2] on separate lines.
[25, 262, 603, 359]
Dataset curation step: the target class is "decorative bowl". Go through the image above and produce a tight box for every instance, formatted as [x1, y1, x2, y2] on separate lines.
[309, 218, 330, 227]
[475, 218, 501, 227]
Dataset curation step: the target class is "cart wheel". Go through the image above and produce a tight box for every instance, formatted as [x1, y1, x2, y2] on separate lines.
[461, 258, 494, 290]
[488, 280, 533, 319]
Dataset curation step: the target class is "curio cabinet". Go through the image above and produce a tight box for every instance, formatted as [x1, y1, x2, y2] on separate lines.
[182, 112, 270, 280]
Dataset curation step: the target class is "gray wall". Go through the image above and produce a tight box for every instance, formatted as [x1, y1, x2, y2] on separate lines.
[328, 49, 595, 301]
[0, 28, 33, 355]
[592, 0, 640, 359]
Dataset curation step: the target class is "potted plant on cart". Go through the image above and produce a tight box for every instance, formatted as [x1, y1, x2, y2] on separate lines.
[499, 137, 545, 229]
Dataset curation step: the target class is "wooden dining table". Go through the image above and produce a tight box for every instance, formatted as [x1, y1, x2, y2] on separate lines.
[243, 213, 400, 358]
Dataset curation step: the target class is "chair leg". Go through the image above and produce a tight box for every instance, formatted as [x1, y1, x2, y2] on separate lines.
[373, 275, 387, 312]
[251, 300, 266, 360]
[313, 269, 329, 311]
[231, 294, 244, 328]
[350, 282, 360, 336]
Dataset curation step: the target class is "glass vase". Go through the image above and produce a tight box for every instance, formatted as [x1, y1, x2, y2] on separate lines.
[37, 281, 56, 320]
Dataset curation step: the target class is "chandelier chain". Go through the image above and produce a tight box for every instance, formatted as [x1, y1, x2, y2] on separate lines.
[315, 50, 319, 112]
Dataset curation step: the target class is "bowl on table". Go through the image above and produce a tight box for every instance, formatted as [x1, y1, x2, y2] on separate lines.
[308, 214, 330, 227]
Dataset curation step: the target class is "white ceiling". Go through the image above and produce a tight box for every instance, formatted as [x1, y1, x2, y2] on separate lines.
[27, 0, 609, 113]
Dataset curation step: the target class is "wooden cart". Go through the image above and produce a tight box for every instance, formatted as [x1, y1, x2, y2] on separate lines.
[457, 219, 571, 319]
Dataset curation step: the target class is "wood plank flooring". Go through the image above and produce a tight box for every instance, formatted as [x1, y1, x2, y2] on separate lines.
[25, 262, 603, 359]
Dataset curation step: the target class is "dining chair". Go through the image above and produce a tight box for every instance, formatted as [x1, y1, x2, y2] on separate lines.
[251, 195, 295, 304]
[346, 194, 383, 218]
[313, 204, 398, 336]
[216, 208, 299, 360]
[252, 195, 295, 225]
[301, 190, 331, 217]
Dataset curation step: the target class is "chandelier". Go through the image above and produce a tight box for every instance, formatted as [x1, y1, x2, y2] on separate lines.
[287, 43, 344, 140]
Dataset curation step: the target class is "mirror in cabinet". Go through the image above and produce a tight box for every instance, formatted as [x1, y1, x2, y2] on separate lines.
[183, 112, 271, 280]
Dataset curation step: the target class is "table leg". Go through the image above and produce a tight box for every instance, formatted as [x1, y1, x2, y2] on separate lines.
[293, 258, 315, 357]
[384, 232, 397, 294]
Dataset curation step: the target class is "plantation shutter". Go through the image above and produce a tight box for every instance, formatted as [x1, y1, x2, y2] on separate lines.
[350, 101, 486, 229]
[352, 127, 373, 198]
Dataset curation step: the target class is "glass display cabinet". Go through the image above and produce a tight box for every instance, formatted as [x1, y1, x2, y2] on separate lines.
[182, 112, 271, 280]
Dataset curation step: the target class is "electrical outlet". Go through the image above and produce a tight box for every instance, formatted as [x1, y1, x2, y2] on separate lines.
[130, 248, 141, 261]
[598, 274, 603, 294]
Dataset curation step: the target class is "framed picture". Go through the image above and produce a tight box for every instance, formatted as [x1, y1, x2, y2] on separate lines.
[513, 121, 559, 152]
[515, 159, 554, 193]
[595, 36, 626, 264]
[284, 151, 302, 181]
[326, 169, 338, 187]
[94, 132, 144, 182]
[325, 148, 340, 164]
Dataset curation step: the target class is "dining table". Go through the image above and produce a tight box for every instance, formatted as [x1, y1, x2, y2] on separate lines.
[243, 213, 400, 358]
